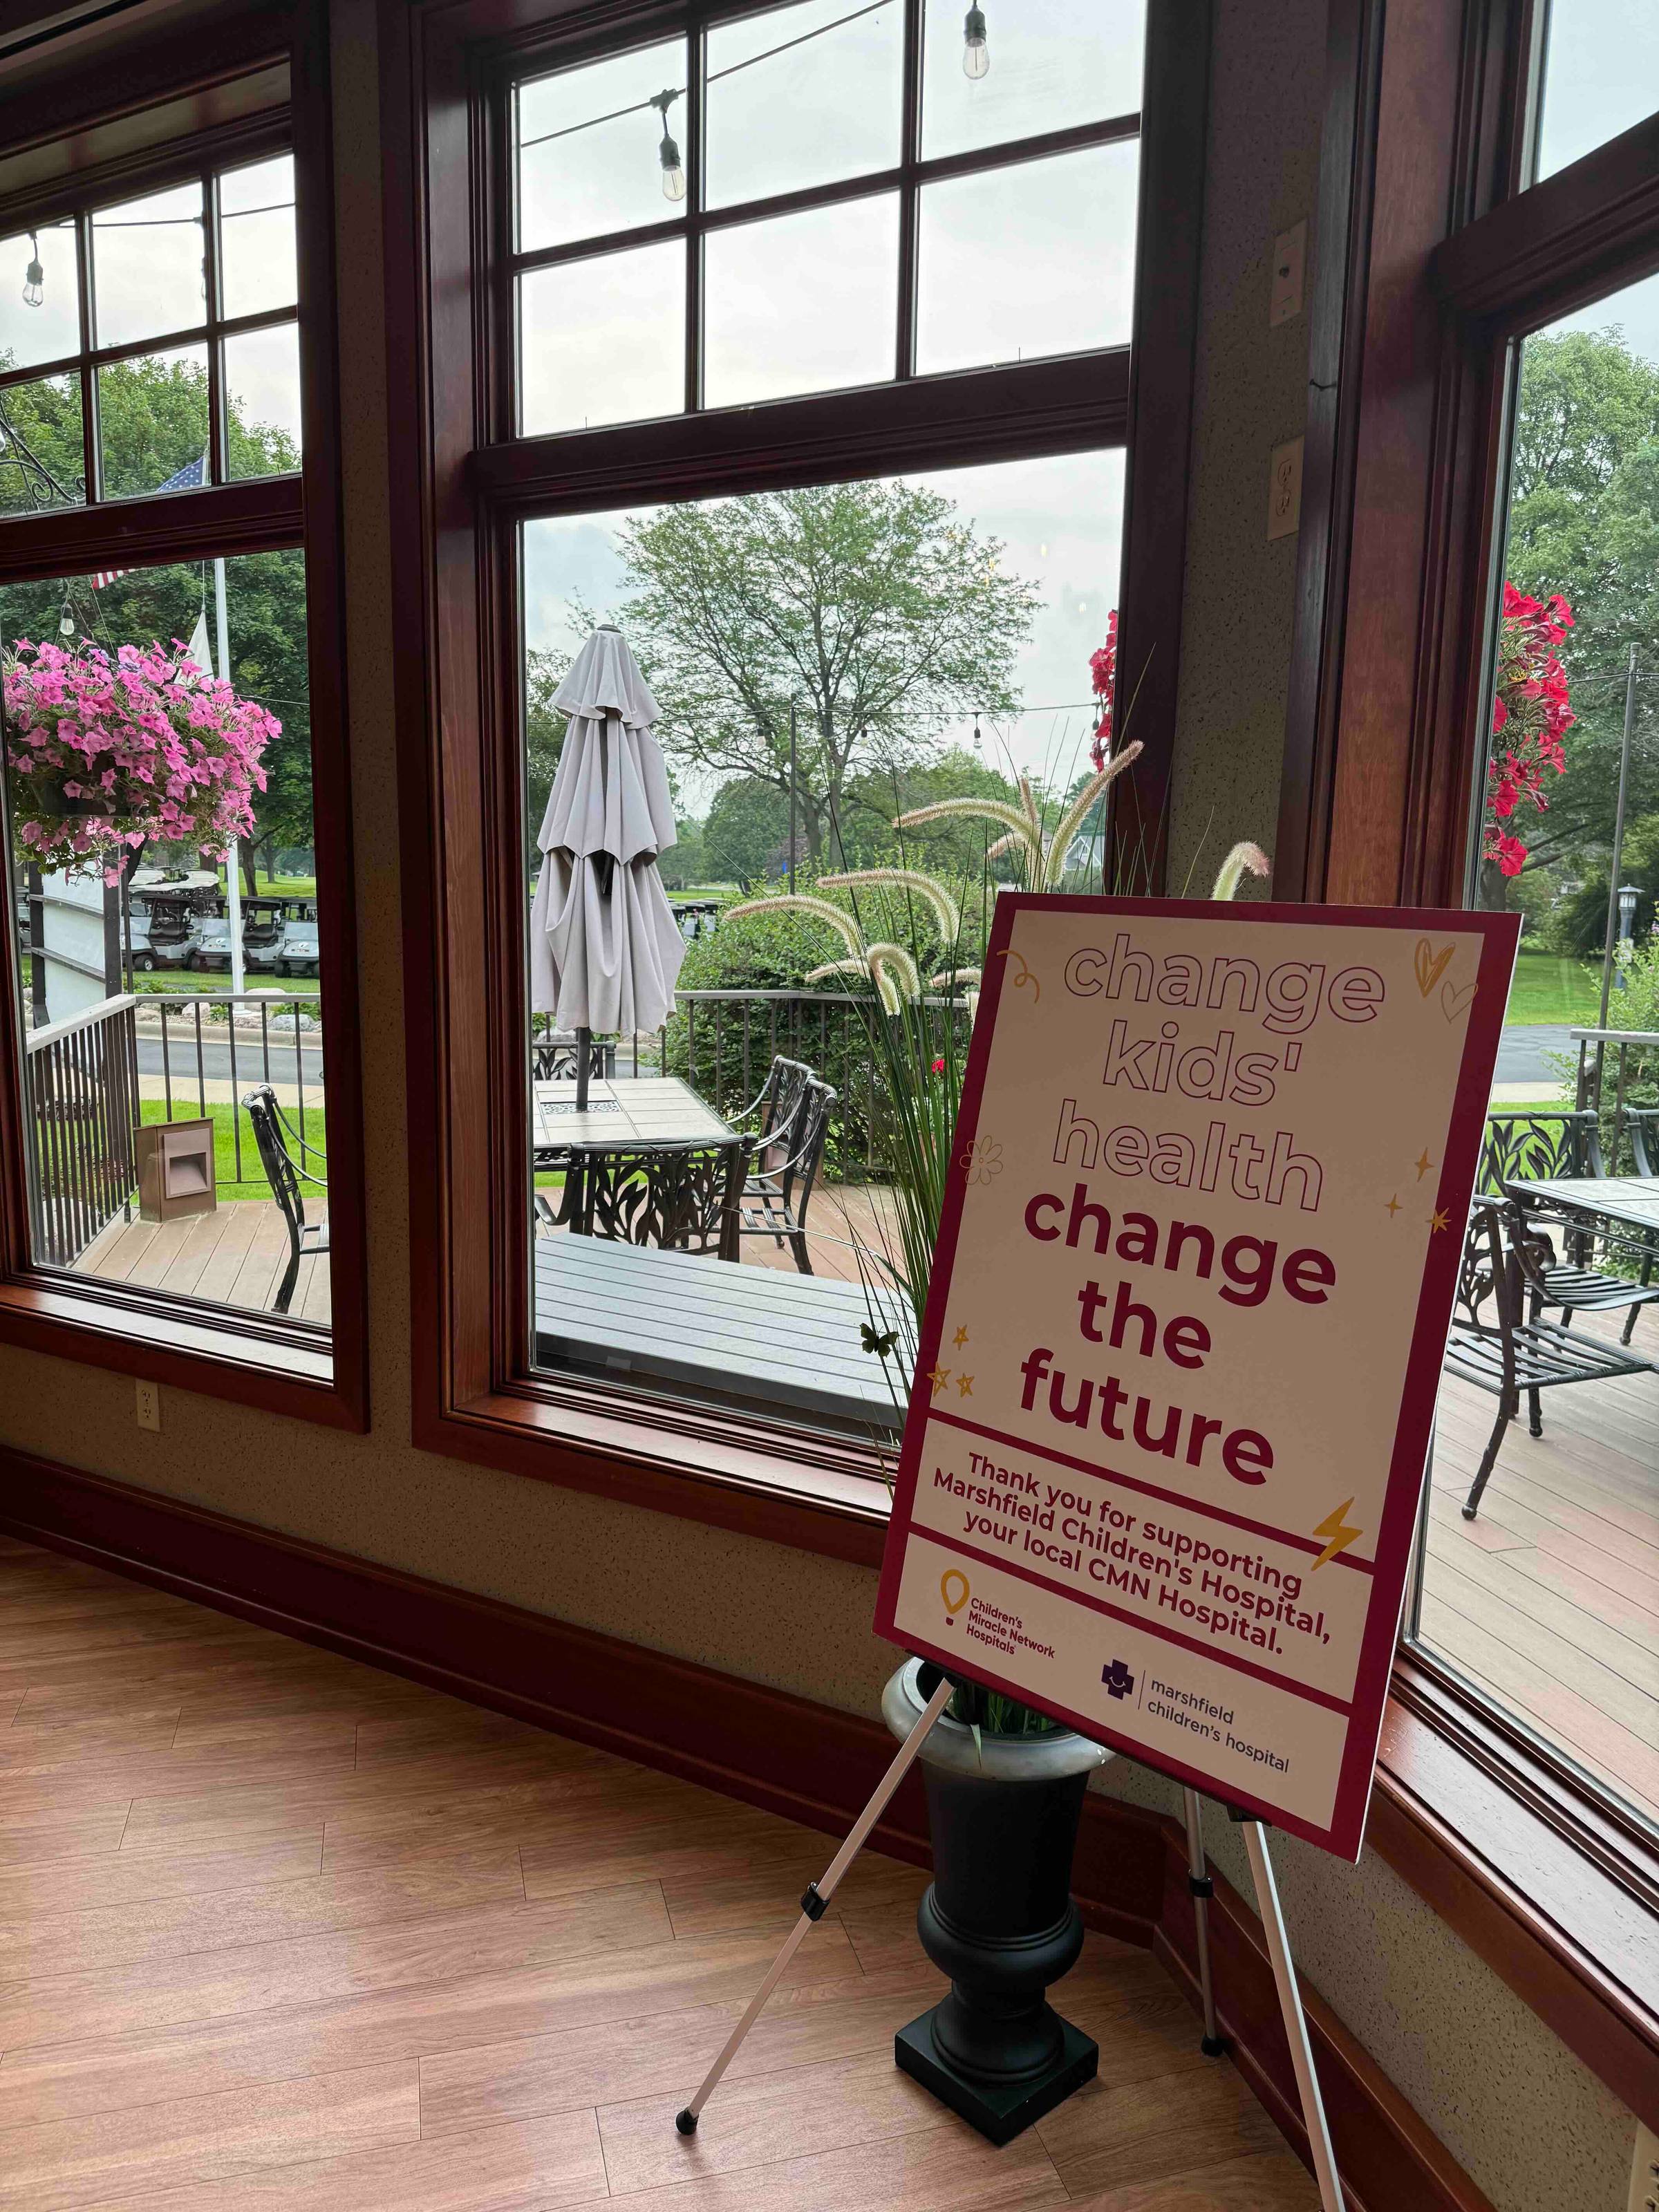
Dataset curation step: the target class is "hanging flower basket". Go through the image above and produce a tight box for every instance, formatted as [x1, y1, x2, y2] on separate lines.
[3, 637, 275, 885]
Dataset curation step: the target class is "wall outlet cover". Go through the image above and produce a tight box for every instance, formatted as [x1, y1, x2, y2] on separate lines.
[135, 1379, 162, 1433]
[1267, 437, 1304, 541]
[1630, 2119, 1659, 2212]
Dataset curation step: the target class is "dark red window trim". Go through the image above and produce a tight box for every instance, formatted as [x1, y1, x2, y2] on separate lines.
[0, 0, 368, 1432]
[1280, 0, 1659, 2112]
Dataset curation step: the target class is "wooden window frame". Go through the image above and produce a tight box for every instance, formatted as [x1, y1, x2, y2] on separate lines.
[1282, 0, 1659, 2121]
[383, 0, 1208, 1559]
[0, 0, 369, 1432]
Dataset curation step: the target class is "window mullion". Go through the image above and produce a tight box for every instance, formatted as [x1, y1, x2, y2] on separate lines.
[203, 169, 225, 486]
[685, 26, 704, 415]
[894, 0, 921, 380]
[76, 208, 100, 504]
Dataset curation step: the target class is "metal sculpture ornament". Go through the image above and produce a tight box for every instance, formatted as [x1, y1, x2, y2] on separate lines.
[874, 896, 1519, 1857]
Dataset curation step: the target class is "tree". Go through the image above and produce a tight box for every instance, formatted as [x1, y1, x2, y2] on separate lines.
[702, 776, 789, 887]
[606, 481, 1039, 862]
[834, 748, 1024, 879]
[1501, 328, 1659, 874]
[523, 647, 568, 868]
[0, 353, 309, 892]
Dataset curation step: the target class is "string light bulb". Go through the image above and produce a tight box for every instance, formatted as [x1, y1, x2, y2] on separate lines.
[57, 597, 75, 637]
[649, 90, 686, 203]
[22, 231, 44, 308]
[962, 6, 989, 79]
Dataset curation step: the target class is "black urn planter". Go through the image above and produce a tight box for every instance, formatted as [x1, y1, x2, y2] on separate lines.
[883, 1659, 1109, 2146]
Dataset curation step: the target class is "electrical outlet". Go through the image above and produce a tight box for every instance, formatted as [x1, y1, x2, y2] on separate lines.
[135, 1379, 162, 1433]
[1267, 437, 1304, 541]
[1629, 2120, 1659, 2212]
[1271, 220, 1308, 326]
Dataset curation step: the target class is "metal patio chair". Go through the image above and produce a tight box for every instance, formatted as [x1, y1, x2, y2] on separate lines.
[531, 1033, 617, 1082]
[736, 1074, 836, 1275]
[242, 1085, 328, 1317]
[1443, 1196, 1652, 1519]
[535, 1135, 749, 1262]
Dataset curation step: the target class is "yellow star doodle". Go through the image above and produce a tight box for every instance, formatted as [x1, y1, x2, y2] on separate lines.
[928, 1366, 950, 1396]
[953, 1326, 970, 1349]
[1415, 1150, 1434, 1180]
[957, 1373, 975, 1398]
[1429, 1209, 1450, 1232]
[1385, 1194, 1402, 1217]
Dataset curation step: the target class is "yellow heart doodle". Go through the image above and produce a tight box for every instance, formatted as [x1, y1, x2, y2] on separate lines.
[1413, 939, 1456, 998]
[1441, 978, 1477, 1022]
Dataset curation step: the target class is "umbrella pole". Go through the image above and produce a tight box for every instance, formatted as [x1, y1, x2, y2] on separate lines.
[576, 1027, 592, 1112]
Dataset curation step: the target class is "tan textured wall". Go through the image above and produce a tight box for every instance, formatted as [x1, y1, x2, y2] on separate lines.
[0, 6, 1638, 2209]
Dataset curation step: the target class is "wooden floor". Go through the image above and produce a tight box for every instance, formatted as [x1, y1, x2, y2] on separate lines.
[0, 1536, 1316, 2212]
[1427, 1299, 1659, 1827]
[71, 1201, 330, 1325]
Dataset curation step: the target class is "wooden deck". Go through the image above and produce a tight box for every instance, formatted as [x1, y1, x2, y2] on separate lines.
[73, 1200, 330, 1325]
[68, 1180, 1659, 1830]
[0, 1535, 1315, 2212]
[1427, 1300, 1659, 1828]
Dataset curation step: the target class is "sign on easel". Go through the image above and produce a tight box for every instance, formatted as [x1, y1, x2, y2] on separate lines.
[874, 897, 1518, 1858]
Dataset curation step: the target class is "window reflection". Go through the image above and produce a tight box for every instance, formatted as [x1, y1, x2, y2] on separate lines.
[705, 0, 903, 209]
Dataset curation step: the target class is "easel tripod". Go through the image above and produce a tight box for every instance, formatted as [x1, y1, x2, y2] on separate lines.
[675, 1677, 1344, 2212]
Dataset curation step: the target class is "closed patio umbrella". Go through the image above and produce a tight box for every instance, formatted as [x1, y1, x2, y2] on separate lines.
[529, 626, 685, 1108]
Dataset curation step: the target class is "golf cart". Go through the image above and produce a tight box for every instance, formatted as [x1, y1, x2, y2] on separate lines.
[276, 897, 320, 977]
[241, 897, 288, 975]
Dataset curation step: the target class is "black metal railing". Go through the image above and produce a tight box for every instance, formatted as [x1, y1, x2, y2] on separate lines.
[1571, 1026, 1659, 1174]
[24, 995, 140, 1266]
[21, 989, 326, 1268]
[532, 988, 973, 1180]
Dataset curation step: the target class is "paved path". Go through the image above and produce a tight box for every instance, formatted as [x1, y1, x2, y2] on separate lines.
[1495, 1022, 1575, 1085]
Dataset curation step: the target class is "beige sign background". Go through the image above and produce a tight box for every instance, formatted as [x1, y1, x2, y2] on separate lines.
[874, 895, 1519, 1857]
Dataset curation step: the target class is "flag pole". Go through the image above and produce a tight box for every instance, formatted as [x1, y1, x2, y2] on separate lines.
[212, 553, 244, 998]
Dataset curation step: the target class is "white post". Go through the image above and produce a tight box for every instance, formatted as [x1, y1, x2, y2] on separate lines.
[213, 555, 244, 997]
[1240, 1824, 1344, 2212]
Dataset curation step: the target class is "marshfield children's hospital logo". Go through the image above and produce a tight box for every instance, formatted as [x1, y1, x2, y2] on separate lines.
[876, 897, 1516, 1859]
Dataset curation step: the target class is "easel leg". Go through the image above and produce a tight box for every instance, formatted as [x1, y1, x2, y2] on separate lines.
[1239, 1820, 1344, 2212]
[675, 1670, 955, 2135]
[1180, 1789, 1226, 2056]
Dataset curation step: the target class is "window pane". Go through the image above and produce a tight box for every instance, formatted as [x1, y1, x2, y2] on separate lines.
[97, 346, 209, 498]
[0, 222, 80, 371]
[519, 450, 1124, 1432]
[517, 38, 688, 254]
[917, 142, 1137, 375]
[0, 373, 84, 514]
[93, 180, 204, 349]
[219, 154, 297, 319]
[225, 321, 302, 477]
[2, 550, 327, 1329]
[921, 0, 1145, 160]
[1414, 268, 1659, 1835]
[705, 0, 902, 210]
[518, 243, 685, 435]
[1536, 0, 1659, 180]
[704, 196, 897, 407]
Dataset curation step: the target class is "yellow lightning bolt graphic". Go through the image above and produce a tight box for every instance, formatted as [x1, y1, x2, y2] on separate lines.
[1311, 1497, 1363, 1571]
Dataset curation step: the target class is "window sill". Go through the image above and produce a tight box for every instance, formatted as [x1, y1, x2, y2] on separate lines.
[1374, 1655, 1659, 2123]
[0, 1274, 362, 1430]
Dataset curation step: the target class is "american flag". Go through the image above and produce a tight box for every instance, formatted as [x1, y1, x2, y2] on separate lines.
[91, 452, 208, 589]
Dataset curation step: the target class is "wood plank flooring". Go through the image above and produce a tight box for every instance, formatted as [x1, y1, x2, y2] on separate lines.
[0, 1537, 1315, 2212]
[1427, 1300, 1659, 1826]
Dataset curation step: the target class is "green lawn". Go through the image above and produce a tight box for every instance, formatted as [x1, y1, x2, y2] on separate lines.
[1505, 948, 1600, 1025]
[139, 1099, 323, 1204]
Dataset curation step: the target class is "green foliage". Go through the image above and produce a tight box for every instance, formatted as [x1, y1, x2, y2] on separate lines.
[1539, 811, 1659, 953]
[0, 355, 308, 882]
[833, 749, 1022, 879]
[659, 816, 705, 890]
[523, 646, 568, 868]
[603, 480, 1040, 862]
[1502, 328, 1659, 874]
[701, 776, 789, 888]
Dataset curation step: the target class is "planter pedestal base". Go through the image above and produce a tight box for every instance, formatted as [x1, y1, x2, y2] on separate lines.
[894, 2005, 1097, 2146]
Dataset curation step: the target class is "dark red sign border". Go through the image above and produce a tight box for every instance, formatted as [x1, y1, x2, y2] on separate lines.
[872, 894, 1521, 1859]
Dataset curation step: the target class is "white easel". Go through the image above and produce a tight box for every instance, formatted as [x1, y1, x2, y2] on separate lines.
[674, 1683, 1344, 2212]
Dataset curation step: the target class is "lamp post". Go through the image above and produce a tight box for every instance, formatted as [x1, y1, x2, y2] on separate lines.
[1615, 885, 1640, 991]
[1596, 646, 1639, 1031]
